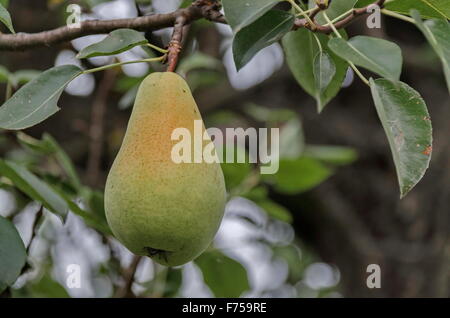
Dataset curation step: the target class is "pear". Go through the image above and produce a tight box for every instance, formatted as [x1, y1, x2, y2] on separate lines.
[104, 72, 226, 266]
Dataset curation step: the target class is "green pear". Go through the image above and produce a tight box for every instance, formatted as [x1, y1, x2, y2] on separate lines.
[104, 72, 226, 266]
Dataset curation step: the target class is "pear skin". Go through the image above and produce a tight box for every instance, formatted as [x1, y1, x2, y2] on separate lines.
[105, 72, 226, 266]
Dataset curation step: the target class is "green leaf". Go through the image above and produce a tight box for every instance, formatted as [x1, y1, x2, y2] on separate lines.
[0, 65, 10, 83]
[328, 36, 403, 81]
[369, 78, 432, 198]
[0, 160, 69, 218]
[77, 29, 148, 59]
[411, 11, 450, 93]
[0, 2, 14, 33]
[222, 0, 279, 33]
[12, 70, 41, 86]
[257, 199, 293, 223]
[385, 0, 450, 19]
[279, 117, 305, 159]
[0, 216, 26, 293]
[16, 132, 54, 155]
[162, 268, 182, 298]
[282, 29, 348, 112]
[355, 0, 376, 7]
[220, 146, 252, 192]
[267, 157, 333, 194]
[314, 51, 337, 93]
[312, 0, 358, 25]
[195, 250, 249, 297]
[43, 134, 82, 190]
[303, 145, 358, 166]
[233, 10, 295, 71]
[0, 1, 9, 8]
[0, 65, 82, 130]
[177, 52, 222, 76]
[243, 186, 293, 223]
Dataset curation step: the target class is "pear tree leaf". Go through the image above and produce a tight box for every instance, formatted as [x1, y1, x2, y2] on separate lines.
[77, 29, 148, 59]
[0, 65, 10, 83]
[12, 70, 42, 86]
[0, 65, 82, 130]
[369, 78, 432, 198]
[177, 52, 222, 76]
[355, 0, 376, 6]
[282, 29, 348, 112]
[312, 0, 358, 25]
[0, 159, 69, 218]
[264, 157, 333, 194]
[314, 51, 337, 93]
[385, 0, 450, 19]
[278, 117, 305, 159]
[411, 10, 450, 93]
[328, 36, 403, 81]
[13, 271, 70, 298]
[0, 2, 14, 33]
[44, 134, 82, 190]
[0, 216, 26, 293]
[257, 199, 293, 223]
[303, 145, 358, 166]
[222, 0, 279, 33]
[233, 10, 295, 71]
[195, 250, 249, 298]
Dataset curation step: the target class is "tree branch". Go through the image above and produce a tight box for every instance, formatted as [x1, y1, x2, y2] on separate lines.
[295, 0, 386, 34]
[0, 0, 385, 51]
[0, 0, 224, 51]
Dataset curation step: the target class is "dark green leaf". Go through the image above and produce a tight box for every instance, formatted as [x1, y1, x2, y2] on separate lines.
[220, 146, 252, 192]
[16, 132, 54, 155]
[0, 216, 26, 293]
[303, 145, 358, 165]
[195, 250, 249, 297]
[385, 0, 450, 19]
[312, 0, 358, 25]
[257, 199, 293, 223]
[163, 268, 182, 298]
[77, 29, 148, 59]
[328, 36, 402, 81]
[0, 2, 14, 33]
[12, 70, 41, 86]
[282, 29, 348, 112]
[267, 157, 333, 194]
[43, 134, 82, 190]
[411, 10, 450, 93]
[12, 271, 70, 298]
[0, 160, 69, 218]
[369, 78, 432, 198]
[233, 10, 295, 71]
[0, 65, 82, 130]
[177, 52, 222, 76]
[0, 65, 10, 83]
[222, 0, 279, 33]
[314, 51, 337, 93]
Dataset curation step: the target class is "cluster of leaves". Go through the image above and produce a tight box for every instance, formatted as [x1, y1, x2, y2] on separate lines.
[210, 105, 357, 223]
[221, 0, 448, 197]
[0, 0, 448, 297]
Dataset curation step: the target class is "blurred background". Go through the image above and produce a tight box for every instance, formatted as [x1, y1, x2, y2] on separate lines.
[0, 0, 448, 298]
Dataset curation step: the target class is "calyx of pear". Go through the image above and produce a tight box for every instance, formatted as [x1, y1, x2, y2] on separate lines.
[105, 72, 226, 267]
